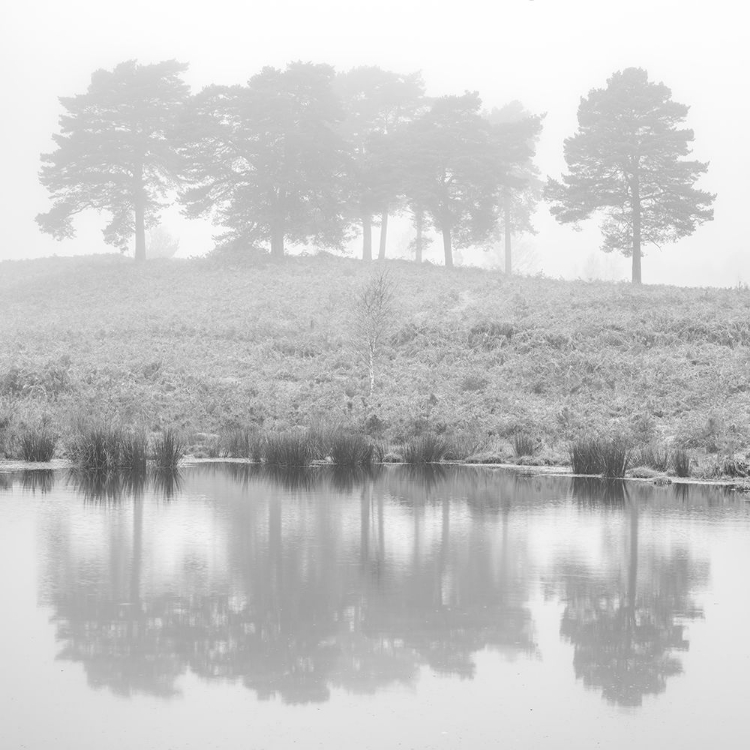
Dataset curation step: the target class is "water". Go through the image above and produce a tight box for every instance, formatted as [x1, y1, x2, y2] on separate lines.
[1, 465, 749, 749]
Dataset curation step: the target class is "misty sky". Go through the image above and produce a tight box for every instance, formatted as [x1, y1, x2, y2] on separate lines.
[1, 0, 745, 286]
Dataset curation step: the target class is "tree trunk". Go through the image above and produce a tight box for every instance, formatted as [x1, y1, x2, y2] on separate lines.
[362, 213, 372, 261]
[632, 174, 642, 284]
[378, 210, 388, 260]
[414, 209, 423, 263]
[133, 164, 146, 263]
[271, 221, 285, 258]
[442, 226, 453, 268]
[504, 190, 512, 276]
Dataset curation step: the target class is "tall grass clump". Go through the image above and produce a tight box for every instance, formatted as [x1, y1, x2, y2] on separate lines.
[263, 431, 314, 467]
[633, 442, 670, 472]
[512, 431, 536, 458]
[599, 438, 631, 478]
[569, 438, 603, 475]
[152, 428, 185, 469]
[570, 437, 630, 478]
[672, 448, 691, 477]
[402, 434, 447, 464]
[120, 429, 149, 471]
[219, 427, 263, 459]
[328, 430, 377, 466]
[19, 425, 57, 462]
[68, 424, 123, 471]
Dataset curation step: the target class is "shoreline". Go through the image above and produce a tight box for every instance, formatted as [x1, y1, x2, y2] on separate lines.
[3, 457, 750, 493]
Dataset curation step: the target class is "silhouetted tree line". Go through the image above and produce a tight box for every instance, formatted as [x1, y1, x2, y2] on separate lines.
[37, 61, 714, 283]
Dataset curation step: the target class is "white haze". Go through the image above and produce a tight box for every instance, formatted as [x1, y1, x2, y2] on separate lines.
[0, 0, 745, 286]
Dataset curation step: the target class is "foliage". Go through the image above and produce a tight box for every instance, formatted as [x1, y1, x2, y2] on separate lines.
[68, 424, 125, 471]
[335, 67, 426, 260]
[179, 62, 347, 256]
[36, 60, 190, 261]
[632, 443, 670, 472]
[546, 68, 715, 283]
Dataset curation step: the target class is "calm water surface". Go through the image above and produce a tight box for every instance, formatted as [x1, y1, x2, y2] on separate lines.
[1, 465, 749, 749]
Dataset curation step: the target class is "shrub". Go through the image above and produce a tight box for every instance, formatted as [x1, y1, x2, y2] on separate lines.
[264, 431, 314, 466]
[672, 449, 691, 478]
[402, 434, 447, 464]
[512, 431, 536, 457]
[152, 428, 185, 469]
[19, 425, 57, 462]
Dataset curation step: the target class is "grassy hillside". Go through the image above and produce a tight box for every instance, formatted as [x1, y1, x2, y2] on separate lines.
[2, 252, 750, 470]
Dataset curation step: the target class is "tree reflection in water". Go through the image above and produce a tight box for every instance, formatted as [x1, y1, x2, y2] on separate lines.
[560, 479, 708, 706]
[40, 465, 537, 702]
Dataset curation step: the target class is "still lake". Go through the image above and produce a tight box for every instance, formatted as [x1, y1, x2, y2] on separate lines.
[1, 464, 749, 749]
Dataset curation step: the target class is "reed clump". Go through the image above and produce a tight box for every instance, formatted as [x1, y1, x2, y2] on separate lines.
[219, 427, 264, 460]
[68, 424, 123, 471]
[569, 436, 631, 478]
[263, 431, 314, 466]
[120, 429, 149, 471]
[632, 442, 670, 472]
[402, 434, 447, 464]
[672, 448, 691, 477]
[328, 430, 378, 466]
[19, 424, 58, 462]
[512, 431, 536, 458]
[152, 428, 185, 469]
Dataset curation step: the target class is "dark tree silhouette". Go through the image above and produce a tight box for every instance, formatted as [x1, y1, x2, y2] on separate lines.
[546, 68, 715, 284]
[36, 60, 190, 261]
[179, 62, 347, 257]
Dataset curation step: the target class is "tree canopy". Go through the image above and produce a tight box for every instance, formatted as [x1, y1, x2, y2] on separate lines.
[36, 60, 190, 261]
[546, 67, 715, 283]
[178, 62, 347, 257]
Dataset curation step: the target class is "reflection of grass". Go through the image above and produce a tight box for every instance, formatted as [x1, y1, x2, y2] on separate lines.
[571, 477, 627, 504]
[21, 469, 54, 494]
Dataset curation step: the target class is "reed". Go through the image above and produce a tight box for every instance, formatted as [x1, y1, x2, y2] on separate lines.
[18, 425, 57, 462]
[512, 431, 536, 458]
[120, 429, 149, 471]
[672, 448, 691, 477]
[402, 434, 447, 464]
[152, 428, 185, 469]
[263, 431, 314, 466]
[68, 424, 122, 471]
[328, 430, 377, 466]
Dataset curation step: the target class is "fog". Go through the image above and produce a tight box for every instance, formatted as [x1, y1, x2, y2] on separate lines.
[1, 0, 745, 286]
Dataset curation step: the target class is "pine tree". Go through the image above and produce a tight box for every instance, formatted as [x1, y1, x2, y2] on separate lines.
[37, 60, 189, 261]
[546, 68, 715, 283]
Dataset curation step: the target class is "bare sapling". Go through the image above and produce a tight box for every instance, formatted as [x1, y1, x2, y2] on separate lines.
[351, 269, 397, 399]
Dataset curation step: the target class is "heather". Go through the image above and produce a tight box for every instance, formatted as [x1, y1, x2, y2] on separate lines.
[2, 253, 750, 474]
